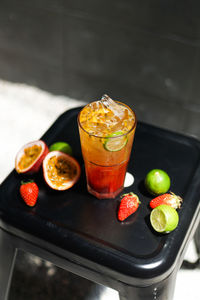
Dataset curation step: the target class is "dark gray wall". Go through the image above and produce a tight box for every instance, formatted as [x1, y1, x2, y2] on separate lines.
[0, 0, 200, 137]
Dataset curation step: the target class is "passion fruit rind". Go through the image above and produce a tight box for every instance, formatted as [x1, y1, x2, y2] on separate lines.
[15, 140, 49, 174]
[42, 151, 81, 191]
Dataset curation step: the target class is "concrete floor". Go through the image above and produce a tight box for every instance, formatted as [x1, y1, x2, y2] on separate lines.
[0, 79, 199, 300]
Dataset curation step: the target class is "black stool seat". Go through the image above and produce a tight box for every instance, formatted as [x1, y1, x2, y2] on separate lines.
[0, 107, 200, 300]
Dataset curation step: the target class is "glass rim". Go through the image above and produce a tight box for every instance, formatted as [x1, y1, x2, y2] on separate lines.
[77, 100, 137, 139]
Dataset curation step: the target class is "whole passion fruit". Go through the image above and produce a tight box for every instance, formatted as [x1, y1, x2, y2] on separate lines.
[43, 151, 81, 191]
[15, 140, 49, 174]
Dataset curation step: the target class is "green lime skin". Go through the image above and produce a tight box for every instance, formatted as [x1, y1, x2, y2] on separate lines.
[150, 204, 179, 233]
[145, 169, 171, 195]
[49, 142, 73, 156]
[104, 131, 128, 152]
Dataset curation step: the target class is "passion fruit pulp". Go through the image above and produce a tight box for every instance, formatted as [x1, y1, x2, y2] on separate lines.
[15, 140, 49, 174]
[43, 151, 81, 191]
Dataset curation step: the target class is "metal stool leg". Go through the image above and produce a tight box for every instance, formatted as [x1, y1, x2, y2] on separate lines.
[194, 223, 200, 256]
[119, 270, 177, 300]
[0, 229, 17, 300]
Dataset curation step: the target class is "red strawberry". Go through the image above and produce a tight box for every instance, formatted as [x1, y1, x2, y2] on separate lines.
[20, 180, 39, 207]
[118, 192, 140, 221]
[149, 192, 182, 209]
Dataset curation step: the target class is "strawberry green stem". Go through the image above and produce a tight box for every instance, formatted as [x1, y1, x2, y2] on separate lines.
[21, 180, 34, 185]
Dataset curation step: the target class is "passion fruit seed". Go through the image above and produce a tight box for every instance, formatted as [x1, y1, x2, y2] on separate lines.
[145, 169, 171, 195]
[43, 151, 81, 191]
[15, 140, 49, 174]
[18, 145, 42, 170]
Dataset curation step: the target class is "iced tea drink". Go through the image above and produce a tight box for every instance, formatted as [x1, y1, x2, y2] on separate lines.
[78, 95, 136, 199]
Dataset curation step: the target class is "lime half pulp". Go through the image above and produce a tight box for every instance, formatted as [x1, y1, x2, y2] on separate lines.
[104, 131, 128, 152]
[150, 204, 179, 233]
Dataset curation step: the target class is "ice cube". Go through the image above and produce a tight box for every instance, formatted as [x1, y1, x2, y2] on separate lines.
[100, 94, 124, 118]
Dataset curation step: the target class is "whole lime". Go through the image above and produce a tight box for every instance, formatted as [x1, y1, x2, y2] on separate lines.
[145, 169, 171, 195]
[49, 142, 73, 156]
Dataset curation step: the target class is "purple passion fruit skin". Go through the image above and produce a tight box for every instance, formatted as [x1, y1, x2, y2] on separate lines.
[15, 140, 49, 174]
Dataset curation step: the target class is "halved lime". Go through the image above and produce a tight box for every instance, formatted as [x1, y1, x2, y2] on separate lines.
[145, 169, 171, 195]
[49, 142, 73, 156]
[104, 131, 128, 152]
[150, 204, 179, 233]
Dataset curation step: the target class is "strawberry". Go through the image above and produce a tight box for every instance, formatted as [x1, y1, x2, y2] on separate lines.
[118, 192, 140, 221]
[20, 180, 39, 207]
[149, 192, 182, 209]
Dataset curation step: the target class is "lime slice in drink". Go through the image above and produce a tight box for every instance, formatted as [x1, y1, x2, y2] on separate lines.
[150, 204, 179, 233]
[104, 131, 128, 152]
[49, 142, 73, 156]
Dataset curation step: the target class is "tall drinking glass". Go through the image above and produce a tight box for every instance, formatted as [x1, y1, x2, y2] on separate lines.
[78, 95, 137, 199]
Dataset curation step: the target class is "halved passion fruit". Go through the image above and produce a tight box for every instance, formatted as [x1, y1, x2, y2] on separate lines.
[43, 151, 81, 191]
[15, 140, 49, 174]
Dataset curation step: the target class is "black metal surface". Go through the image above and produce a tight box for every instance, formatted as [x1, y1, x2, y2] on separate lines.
[0, 107, 200, 283]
